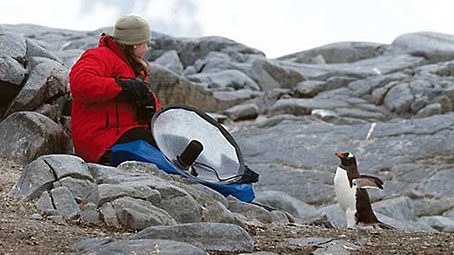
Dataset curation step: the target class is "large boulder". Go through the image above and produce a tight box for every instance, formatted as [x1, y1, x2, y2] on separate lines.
[75, 239, 206, 255]
[0, 111, 71, 164]
[150, 62, 259, 112]
[5, 57, 68, 116]
[278, 41, 385, 64]
[131, 223, 254, 252]
[391, 32, 454, 62]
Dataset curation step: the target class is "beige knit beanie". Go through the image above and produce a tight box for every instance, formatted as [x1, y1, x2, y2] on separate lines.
[113, 15, 150, 45]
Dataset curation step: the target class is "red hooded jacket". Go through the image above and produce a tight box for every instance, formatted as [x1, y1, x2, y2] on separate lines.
[69, 35, 161, 163]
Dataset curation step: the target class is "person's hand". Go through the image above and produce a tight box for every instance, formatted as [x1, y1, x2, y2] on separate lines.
[116, 78, 149, 103]
[116, 78, 157, 123]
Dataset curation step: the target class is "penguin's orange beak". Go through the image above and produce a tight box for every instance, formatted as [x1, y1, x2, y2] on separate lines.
[335, 152, 345, 158]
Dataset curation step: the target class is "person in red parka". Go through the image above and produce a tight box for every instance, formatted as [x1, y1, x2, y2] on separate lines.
[69, 15, 161, 164]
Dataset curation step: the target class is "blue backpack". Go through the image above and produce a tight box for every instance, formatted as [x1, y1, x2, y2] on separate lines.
[111, 140, 256, 202]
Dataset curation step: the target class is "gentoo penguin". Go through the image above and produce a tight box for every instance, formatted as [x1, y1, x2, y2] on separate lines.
[334, 152, 391, 229]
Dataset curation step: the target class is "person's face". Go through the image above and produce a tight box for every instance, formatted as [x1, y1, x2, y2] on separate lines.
[133, 41, 150, 58]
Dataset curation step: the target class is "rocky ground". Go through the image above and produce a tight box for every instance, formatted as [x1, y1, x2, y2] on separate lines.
[0, 157, 452, 255]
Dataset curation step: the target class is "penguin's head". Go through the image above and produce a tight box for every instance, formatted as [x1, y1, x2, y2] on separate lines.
[335, 152, 357, 168]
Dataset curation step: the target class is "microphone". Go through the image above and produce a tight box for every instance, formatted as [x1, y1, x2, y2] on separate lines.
[175, 140, 203, 176]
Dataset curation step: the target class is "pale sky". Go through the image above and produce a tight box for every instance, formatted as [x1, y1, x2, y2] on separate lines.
[1, 0, 454, 58]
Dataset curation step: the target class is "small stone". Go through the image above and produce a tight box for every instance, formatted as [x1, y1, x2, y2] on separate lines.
[48, 215, 68, 226]
[30, 213, 43, 220]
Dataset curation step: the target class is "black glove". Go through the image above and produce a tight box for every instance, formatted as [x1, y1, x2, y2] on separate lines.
[116, 78, 150, 103]
[116, 78, 157, 123]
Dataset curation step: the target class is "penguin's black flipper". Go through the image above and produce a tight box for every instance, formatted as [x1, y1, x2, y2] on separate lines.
[359, 174, 383, 184]
[353, 176, 384, 190]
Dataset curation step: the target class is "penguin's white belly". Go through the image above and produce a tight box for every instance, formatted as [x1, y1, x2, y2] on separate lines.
[334, 167, 356, 212]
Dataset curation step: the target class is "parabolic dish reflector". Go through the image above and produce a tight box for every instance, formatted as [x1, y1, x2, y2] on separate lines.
[151, 105, 245, 183]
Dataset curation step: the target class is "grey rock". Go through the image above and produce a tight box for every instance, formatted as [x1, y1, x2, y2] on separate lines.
[277, 54, 424, 81]
[313, 239, 359, 255]
[73, 237, 113, 253]
[157, 185, 202, 223]
[88, 163, 148, 184]
[190, 51, 257, 75]
[50, 186, 80, 220]
[375, 212, 434, 231]
[80, 239, 206, 255]
[55, 48, 83, 67]
[187, 69, 259, 91]
[211, 89, 260, 112]
[235, 112, 454, 206]
[86, 163, 115, 181]
[311, 109, 338, 121]
[98, 183, 161, 206]
[1, 24, 99, 52]
[416, 169, 454, 196]
[270, 98, 349, 116]
[413, 197, 454, 217]
[417, 103, 443, 117]
[55, 177, 98, 204]
[443, 207, 454, 220]
[0, 32, 27, 62]
[35, 103, 60, 122]
[391, 32, 454, 62]
[349, 72, 408, 98]
[30, 213, 43, 220]
[255, 190, 320, 221]
[25, 38, 62, 63]
[224, 103, 259, 121]
[335, 107, 385, 121]
[80, 203, 99, 224]
[372, 196, 415, 221]
[252, 164, 334, 205]
[174, 182, 229, 207]
[35, 191, 55, 215]
[88, 166, 168, 186]
[417, 216, 454, 232]
[252, 114, 309, 128]
[0, 55, 27, 85]
[150, 33, 264, 67]
[0, 112, 71, 164]
[445, 83, 454, 104]
[238, 252, 278, 255]
[183, 65, 197, 76]
[201, 200, 237, 224]
[383, 83, 414, 113]
[251, 58, 305, 91]
[9, 158, 55, 200]
[371, 82, 394, 105]
[150, 63, 257, 112]
[228, 199, 273, 224]
[287, 237, 333, 247]
[318, 204, 347, 228]
[154, 50, 184, 74]
[269, 210, 291, 224]
[111, 196, 176, 230]
[278, 41, 384, 64]
[6, 57, 68, 115]
[324, 76, 357, 91]
[99, 202, 120, 228]
[48, 215, 68, 225]
[131, 223, 254, 252]
[39, 154, 92, 180]
[117, 161, 173, 181]
[294, 80, 326, 98]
